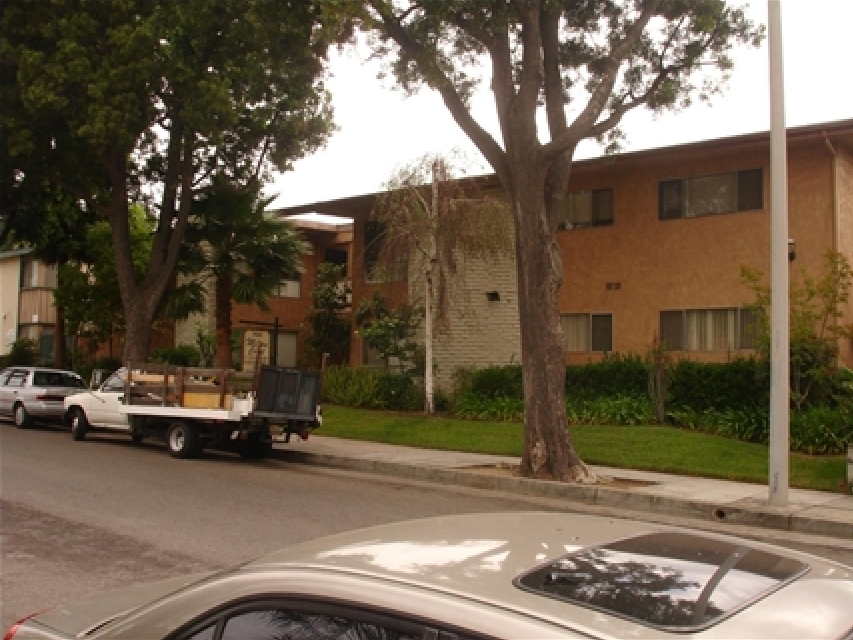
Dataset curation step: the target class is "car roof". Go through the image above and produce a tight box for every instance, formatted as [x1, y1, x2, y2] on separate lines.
[5, 366, 81, 375]
[245, 512, 853, 639]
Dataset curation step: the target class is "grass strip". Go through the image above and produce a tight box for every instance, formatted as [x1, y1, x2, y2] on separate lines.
[320, 405, 847, 493]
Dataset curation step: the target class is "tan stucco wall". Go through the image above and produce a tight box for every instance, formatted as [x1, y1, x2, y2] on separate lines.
[557, 136, 838, 363]
[0, 257, 20, 353]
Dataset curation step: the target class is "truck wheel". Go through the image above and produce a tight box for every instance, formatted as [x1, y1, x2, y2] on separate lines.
[70, 407, 88, 441]
[13, 403, 31, 428]
[167, 422, 198, 459]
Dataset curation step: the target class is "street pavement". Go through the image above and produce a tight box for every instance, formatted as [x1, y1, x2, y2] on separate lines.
[274, 435, 853, 540]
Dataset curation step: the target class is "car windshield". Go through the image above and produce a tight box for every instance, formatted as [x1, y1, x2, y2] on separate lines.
[32, 371, 85, 388]
[101, 369, 127, 392]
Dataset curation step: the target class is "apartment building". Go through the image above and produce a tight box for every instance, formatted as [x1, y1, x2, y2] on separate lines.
[0, 249, 58, 362]
[175, 216, 354, 370]
[277, 119, 853, 390]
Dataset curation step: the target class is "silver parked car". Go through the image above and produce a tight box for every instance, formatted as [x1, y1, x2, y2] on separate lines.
[0, 366, 86, 428]
[5, 512, 853, 639]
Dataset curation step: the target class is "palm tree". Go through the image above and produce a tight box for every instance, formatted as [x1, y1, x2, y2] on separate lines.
[188, 182, 307, 368]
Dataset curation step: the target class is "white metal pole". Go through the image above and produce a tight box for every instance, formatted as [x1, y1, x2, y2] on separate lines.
[768, 0, 789, 506]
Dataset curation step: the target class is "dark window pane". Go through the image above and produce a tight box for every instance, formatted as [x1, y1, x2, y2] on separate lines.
[660, 311, 684, 350]
[591, 314, 613, 352]
[659, 180, 683, 220]
[363, 221, 384, 277]
[593, 189, 614, 226]
[739, 308, 757, 350]
[324, 248, 348, 275]
[186, 624, 216, 640]
[737, 168, 763, 211]
[221, 609, 417, 640]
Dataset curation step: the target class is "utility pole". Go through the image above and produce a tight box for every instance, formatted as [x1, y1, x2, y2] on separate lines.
[768, 0, 789, 506]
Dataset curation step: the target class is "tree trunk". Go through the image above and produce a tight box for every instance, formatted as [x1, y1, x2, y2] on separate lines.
[214, 272, 233, 368]
[122, 300, 153, 366]
[511, 167, 596, 483]
[53, 303, 67, 369]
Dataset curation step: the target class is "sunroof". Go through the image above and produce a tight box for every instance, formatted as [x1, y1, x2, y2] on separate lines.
[514, 531, 809, 632]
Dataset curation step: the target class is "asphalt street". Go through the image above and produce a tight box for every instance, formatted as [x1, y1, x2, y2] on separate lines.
[0, 421, 547, 631]
[3, 420, 853, 633]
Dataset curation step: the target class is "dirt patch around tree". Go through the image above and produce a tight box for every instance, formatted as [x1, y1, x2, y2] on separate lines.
[461, 463, 659, 488]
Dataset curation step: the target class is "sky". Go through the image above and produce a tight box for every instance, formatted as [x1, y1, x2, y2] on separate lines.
[267, 0, 853, 214]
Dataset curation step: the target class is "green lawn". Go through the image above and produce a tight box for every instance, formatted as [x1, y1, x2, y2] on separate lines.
[320, 405, 848, 493]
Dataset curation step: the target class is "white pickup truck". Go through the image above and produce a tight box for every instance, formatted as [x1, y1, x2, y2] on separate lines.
[64, 364, 321, 459]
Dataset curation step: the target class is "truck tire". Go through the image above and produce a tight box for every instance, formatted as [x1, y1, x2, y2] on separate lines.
[167, 422, 198, 459]
[13, 403, 31, 428]
[70, 407, 88, 441]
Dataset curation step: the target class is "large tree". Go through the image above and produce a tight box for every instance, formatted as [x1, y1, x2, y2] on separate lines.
[2, 0, 345, 363]
[358, 0, 762, 481]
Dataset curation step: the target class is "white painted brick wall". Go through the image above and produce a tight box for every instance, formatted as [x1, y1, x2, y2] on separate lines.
[411, 250, 521, 393]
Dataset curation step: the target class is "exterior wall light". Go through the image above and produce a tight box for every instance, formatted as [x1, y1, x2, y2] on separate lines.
[788, 238, 796, 262]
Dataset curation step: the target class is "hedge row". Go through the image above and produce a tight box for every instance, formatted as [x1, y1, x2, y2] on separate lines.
[457, 356, 771, 411]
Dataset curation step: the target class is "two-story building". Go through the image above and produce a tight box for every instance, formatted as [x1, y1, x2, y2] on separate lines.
[276, 119, 853, 390]
[0, 249, 58, 363]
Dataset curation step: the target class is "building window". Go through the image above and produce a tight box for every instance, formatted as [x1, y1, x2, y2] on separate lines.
[660, 308, 756, 351]
[20, 259, 39, 288]
[562, 313, 613, 353]
[659, 168, 763, 220]
[363, 221, 406, 283]
[558, 188, 614, 230]
[273, 273, 301, 298]
[323, 248, 348, 275]
[17, 324, 54, 363]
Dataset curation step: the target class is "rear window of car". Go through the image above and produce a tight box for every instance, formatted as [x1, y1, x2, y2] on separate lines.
[515, 531, 808, 632]
[33, 371, 85, 388]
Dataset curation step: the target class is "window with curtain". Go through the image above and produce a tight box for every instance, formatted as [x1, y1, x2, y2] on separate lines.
[660, 308, 755, 351]
[558, 188, 614, 230]
[659, 168, 763, 220]
[562, 313, 612, 353]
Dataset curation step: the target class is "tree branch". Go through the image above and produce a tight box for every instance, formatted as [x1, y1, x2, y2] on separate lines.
[369, 0, 509, 184]
[511, 0, 544, 114]
[540, 2, 567, 137]
[541, 0, 659, 163]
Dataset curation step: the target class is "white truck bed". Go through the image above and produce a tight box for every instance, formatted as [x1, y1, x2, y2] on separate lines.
[118, 397, 254, 423]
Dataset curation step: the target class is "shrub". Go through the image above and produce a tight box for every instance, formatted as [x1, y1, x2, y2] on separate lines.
[668, 358, 768, 412]
[452, 394, 524, 422]
[5, 338, 39, 366]
[150, 345, 201, 367]
[321, 365, 421, 411]
[461, 365, 523, 400]
[566, 395, 655, 425]
[790, 407, 853, 454]
[565, 354, 649, 399]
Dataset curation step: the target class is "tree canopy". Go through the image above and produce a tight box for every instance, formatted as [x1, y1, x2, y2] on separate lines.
[356, 0, 763, 480]
[1, 0, 349, 362]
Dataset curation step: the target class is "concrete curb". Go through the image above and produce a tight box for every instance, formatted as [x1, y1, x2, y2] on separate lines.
[271, 449, 853, 541]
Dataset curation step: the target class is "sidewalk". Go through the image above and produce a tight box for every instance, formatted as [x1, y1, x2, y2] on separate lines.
[272, 435, 853, 541]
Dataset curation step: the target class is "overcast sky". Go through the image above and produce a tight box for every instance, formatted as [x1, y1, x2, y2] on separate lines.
[268, 0, 852, 212]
